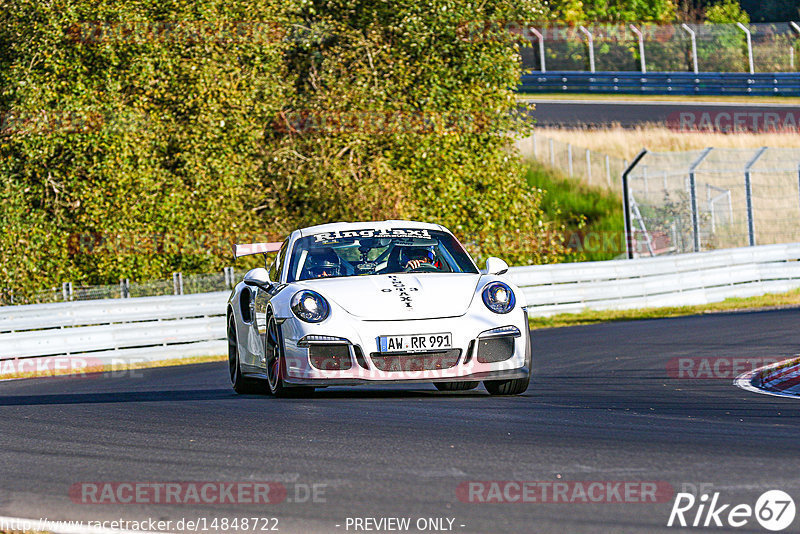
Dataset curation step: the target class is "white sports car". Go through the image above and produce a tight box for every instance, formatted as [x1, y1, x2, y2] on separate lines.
[227, 220, 531, 396]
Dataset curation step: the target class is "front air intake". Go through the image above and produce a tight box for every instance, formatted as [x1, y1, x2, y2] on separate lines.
[369, 350, 461, 372]
[476, 337, 515, 363]
[309, 345, 353, 370]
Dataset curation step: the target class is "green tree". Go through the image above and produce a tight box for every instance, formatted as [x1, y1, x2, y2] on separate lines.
[705, 0, 750, 23]
[0, 0, 289, 298]
[0, 0, 566, 300]
[263, 0, 564, 265]
[546, 0, 678, 23]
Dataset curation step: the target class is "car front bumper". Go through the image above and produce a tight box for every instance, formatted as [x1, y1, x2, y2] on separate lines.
[278, 310, 531, 386]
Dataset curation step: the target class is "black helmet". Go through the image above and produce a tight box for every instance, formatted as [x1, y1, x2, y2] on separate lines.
[306, 248, 341, 278]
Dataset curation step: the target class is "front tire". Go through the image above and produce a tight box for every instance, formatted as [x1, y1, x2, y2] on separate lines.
[484, 328, 532, 396]
[483, 376, 530, 395]
[265, 314, 314, 398]
[434, 381, 480, 392]
[228, 315, 265, 394]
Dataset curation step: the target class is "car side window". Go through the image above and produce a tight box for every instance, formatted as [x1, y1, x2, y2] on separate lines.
[269, 240, 288, 283]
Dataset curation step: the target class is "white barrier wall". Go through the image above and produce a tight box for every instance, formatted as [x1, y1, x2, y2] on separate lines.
[0, 291, 229, 364]
[508, 243, 800, 316]
[1, 242, 800, 366]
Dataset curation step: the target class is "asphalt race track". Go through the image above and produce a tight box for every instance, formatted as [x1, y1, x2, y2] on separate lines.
[1, 308, 799, 533]
[523, 98, 800, 128]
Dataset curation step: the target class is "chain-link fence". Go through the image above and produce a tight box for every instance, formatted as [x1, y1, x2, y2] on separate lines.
[624, 147, 800, 257]
[519, 23, 800, 73]
[2, 268, 246, 306]
[516, 133, 628, 191]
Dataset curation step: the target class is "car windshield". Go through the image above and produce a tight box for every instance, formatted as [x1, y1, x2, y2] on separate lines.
[287, 228, 478, 282]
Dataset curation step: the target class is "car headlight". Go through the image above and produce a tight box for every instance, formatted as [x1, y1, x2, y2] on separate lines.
[291, 290, 330, 323]
[482, 282, 515, 314]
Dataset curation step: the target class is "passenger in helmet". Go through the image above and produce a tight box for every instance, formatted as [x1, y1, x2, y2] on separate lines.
[305, 248, 341, 278]
[401, 246, 438, 271]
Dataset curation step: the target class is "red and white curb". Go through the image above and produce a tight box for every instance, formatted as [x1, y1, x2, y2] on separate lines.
[735, 356, 800, 399]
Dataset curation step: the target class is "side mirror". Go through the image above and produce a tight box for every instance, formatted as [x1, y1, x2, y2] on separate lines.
[243, 268, 273, 290]
[485, 257, 509, 276]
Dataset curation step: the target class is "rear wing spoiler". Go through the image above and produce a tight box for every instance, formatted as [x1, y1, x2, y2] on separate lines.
[232, 242, 282, 260]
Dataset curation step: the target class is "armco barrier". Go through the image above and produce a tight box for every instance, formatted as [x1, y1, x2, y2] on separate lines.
[0, 292, 229, 365]
[2, 242, 800, 369]
[518, 71, 800, 96]
[508, 242, 800, 316]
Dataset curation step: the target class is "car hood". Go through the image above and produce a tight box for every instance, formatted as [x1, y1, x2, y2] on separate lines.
[298, 273, 481, 320]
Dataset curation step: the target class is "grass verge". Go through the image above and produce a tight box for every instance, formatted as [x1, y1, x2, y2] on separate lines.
[524, 161, 624, 262]
[529, 288, 800, 329]
[0, 354, 226, 381]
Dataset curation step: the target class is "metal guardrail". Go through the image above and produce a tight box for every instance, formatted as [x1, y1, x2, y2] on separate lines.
[0, 292, 229, 364]
[519, 71, 800, 96]
[2, 242, 800, 367]
[508, 242, 800, 316]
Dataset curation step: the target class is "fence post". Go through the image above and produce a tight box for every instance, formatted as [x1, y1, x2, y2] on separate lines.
[643, 165, 648, 197]
[532, 133, 537, 159]
[707, 184, 715, 233]
[744, 147, 768, 246]
[791, 23, 800, 72]
[736, 22, 754, 74]
[549, 138, 555, 167]
[688, 147, 714, 253]
[681, 24, 699, 74]
[120, 278, 130, 299]
[630, 25, 646, 73]
[605, 155, 611, 186]
[622, 150, 649, 259]
[585, 149, 592, 183]
[224, 266, 235, 289]
[173, 272, 184, 295]
[579, 26, 595, 73]
[567, 144, 573, 177]
[528, 26, 546, 73]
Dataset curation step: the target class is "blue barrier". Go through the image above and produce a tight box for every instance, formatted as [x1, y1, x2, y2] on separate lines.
[519, 71, 800, 96]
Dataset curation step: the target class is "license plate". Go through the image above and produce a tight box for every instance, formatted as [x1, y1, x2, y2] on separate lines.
[378, 333, 452, 353]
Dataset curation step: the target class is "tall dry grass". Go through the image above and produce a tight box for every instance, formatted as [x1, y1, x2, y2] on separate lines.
[537, 125, 800, 161]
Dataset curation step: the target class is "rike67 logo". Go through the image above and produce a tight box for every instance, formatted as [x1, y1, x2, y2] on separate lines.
[668, 490, 796, 531]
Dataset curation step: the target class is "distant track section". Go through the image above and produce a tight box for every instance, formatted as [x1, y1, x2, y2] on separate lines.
[523, 98, 800, 128]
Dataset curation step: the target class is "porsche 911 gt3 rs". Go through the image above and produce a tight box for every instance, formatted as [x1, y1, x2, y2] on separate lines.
[227, 220, 531, 396]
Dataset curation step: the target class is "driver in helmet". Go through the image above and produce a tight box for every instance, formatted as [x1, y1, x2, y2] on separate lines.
[305, 248, 341, 279]
[401, 246, 439, 271]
